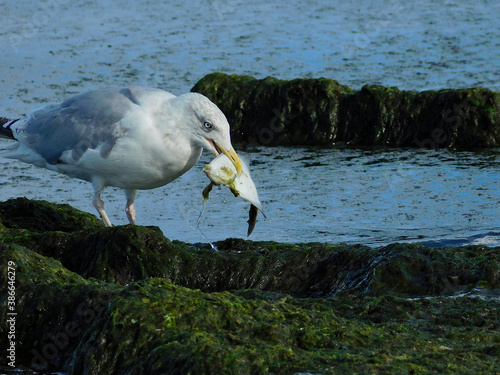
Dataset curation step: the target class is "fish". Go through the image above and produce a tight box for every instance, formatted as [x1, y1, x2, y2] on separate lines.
[200, 153, 266, 236]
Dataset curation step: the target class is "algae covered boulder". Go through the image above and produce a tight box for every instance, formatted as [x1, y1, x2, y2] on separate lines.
[2, 244, 499, 374]
[0, 197, 102, 233]
[192, 73, 500, 148]
[339, 85, 500, 148]
[0, 244, 120, 371]
[193, 73, 353, 146]
[3, 199, 497, 298]
[1, 198, 500, 374]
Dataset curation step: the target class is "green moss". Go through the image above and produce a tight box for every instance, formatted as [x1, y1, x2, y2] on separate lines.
[0, 197, 102, 233]
[67, 280, 500, 374]
[1, 198, 499, 374]
[2, 204, 499, 296]
[0, 244, 86, 286]
[0, 244, 120, 370]
[192, 73, 500, 148]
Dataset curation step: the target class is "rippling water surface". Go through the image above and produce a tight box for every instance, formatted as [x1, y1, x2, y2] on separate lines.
[1, 145, 499, 247]
[1, 0, 499, 247]
[1, 0, 499, 117]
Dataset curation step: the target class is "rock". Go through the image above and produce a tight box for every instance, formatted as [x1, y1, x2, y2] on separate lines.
[1, 198, 499, 374]
[0, 243, 119, 371]
[192, 73, 500, 148]
[3, 200, 498, 296]
[0, 197, 102, 233]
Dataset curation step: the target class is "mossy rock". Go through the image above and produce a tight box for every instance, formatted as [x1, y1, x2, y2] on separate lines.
[192, 73, 500, 148]
[0, 197, 102, 233]
[0, 244, 120, 370]
[1, 246, 499, 374]
[370, 243, 500, 296]
[1, 198, 500, 373]
[1, 199, 499, 297]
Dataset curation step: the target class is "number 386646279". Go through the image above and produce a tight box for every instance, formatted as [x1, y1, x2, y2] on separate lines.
[7, 261, 16, 311]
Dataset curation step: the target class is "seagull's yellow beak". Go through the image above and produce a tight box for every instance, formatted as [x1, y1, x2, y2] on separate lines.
[214, 141, 242, 175]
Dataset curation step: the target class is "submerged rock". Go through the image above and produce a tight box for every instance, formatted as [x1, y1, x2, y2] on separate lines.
[192, 73, 500, 148]
[1, 198, 499, 374]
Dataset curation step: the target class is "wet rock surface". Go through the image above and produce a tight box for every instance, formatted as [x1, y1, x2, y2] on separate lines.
[1, 198, 499, 374]
[192, 73, 500, 148]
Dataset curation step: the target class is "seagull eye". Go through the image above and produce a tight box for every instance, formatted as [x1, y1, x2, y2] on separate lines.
[203, 121, 213, 131]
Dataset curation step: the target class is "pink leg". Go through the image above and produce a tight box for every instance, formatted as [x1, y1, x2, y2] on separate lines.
[125, 189, 138, 225]
[92, 180, 112, 227]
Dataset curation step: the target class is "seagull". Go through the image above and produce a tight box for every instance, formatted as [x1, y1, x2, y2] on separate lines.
[0, 86, 242, 227]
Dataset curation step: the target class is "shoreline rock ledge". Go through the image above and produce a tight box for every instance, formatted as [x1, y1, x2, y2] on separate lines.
[192, 73, 500, 148]
[1, 198, 499, 374]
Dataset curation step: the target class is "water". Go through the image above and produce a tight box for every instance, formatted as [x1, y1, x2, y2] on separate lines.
[1, 0, 499, 117]
[1, 0, 500, 247]
[1, 145, 499, 247]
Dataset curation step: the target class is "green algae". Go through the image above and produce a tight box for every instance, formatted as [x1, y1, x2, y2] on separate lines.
[0, 244, 120, 370]
[1, 200, 499, 297]
[0, 197, 102, 233]
[1, 198, 499, 374]
[192, 73, 500, 148]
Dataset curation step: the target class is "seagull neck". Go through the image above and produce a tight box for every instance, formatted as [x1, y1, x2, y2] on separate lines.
[156, 97, 187, 129]
[161, 95, 188, 116]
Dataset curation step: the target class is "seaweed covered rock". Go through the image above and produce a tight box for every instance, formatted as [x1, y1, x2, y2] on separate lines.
[0, 244, 120, 371]
[2, 199, 500, 300]
[1, 198, 500, 374]
[192, 73, 500, 148]
[0, 197, 102, 233]
[2, 199, 498, 297]
[340, 85, 500, 148]
[1, 241, 499, 374]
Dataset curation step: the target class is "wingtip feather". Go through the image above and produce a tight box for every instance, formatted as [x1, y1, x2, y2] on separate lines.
[0, 117, 16, 139]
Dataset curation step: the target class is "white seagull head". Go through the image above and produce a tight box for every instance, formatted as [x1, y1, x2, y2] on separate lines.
[175, 92, 242, 174]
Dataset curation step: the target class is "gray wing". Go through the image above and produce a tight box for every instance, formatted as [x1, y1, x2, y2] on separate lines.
[22, 87, 155, 164]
